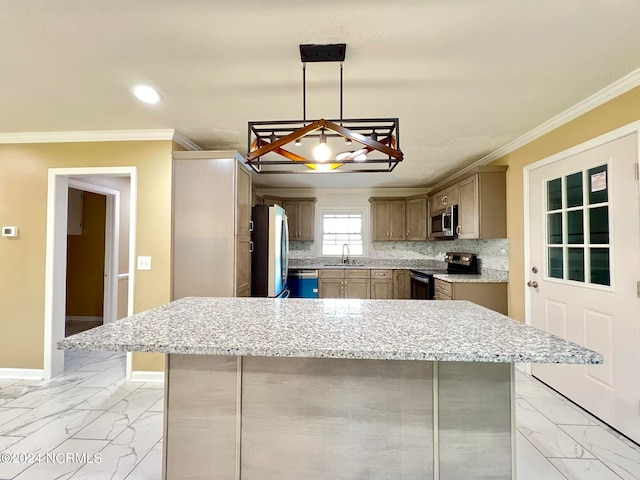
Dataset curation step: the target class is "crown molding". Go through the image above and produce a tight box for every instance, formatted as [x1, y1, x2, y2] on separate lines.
[172, 131, 202, 151]
[0, 129, 177, 144]
[431, 66, 640, 191]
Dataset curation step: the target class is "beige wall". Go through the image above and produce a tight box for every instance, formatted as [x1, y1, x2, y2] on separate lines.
[490, 86, 640, 322]
[0, 141, 172, 371]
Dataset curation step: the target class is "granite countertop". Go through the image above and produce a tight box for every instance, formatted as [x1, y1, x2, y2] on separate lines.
[58, 297, 601, 365]
[291, 264, 509, 283]
[433, 270, 509, 283]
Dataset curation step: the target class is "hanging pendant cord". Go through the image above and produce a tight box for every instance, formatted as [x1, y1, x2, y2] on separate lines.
[302, 62, 307, 122]
[339, 61, 343, 125]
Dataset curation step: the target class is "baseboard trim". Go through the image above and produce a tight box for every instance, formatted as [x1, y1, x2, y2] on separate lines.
[130, 371, 165, 383]
[0, 368, 45, 380]
[65, 316, 103, 323]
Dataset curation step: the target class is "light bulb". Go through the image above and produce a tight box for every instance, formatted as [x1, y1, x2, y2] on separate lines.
[345, 138, 352, 146]
[294, 138, 302, 146]
[313, 142, 331, 162]
[132, 85, 161, 104]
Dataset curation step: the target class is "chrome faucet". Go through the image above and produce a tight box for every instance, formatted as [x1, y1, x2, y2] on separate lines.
[341, 243, 350, 264]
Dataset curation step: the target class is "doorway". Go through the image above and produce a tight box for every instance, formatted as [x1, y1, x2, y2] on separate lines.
[524, 125, 640, 443]
[44, 167, 137, 379]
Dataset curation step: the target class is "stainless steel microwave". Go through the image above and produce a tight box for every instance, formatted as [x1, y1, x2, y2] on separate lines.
[430, 205, 457, 238]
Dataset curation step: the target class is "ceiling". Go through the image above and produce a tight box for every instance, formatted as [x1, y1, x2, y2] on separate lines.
[2, 1, 640, 189]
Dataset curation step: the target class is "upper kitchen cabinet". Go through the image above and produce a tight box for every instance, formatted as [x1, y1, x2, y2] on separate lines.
[457, 169, 507, 239]
[172, 151, 252, 299]
[430, 185, 459, 214]
[370, 199, 406, 241]
[405, 196, 428, 241]
[429, 166, 507, 240]
[282, 198, 316, 241]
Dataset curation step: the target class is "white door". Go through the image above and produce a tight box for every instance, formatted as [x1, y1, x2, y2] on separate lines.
[528, 131, 640, 443]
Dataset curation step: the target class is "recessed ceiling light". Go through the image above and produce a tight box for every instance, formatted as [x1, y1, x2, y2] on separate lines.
[132, 85, 161, 104]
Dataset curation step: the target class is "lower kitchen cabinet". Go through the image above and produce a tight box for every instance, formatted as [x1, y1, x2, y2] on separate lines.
[434, 279, 507, 315]
[393, 270, 411, 299]
[319, 269, 370, 299]
[371, 270, 394, 299]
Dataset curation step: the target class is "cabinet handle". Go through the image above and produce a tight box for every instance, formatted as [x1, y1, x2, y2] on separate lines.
[456, 226, 461, 235]
[406, 230, 410, 237]
[395, 273, 398, 280]
[249, 220, 254, 232]
[249, 241, 254, 253]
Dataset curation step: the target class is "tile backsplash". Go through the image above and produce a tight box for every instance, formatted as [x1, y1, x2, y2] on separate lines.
[290, 238, 509, 271]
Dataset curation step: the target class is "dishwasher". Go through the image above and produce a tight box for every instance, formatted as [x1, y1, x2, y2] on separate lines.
[288, 269, 319, 298]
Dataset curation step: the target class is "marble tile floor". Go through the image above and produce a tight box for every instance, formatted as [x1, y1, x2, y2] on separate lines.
[0, 352, 638, 479]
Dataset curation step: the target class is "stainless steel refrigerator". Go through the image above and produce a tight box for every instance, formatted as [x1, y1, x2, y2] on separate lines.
[251, 205, 290, 297]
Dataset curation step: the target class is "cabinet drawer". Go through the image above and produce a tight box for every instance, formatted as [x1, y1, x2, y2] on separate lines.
[370, 269, 392, 279]
[434, 292, 452, 301]
[345, 269, 370, 279]
[434, 279, 452, 297]
[318, 269, 344, 279]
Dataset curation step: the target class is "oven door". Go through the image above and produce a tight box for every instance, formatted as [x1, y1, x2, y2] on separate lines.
[410, 272, 432, 300]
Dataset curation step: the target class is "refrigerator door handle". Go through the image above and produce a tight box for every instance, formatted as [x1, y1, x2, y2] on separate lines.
[249, 241, 254, 253]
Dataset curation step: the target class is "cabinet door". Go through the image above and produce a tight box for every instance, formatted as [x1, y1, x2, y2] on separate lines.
[393, 270, 411, 299]
[371, 201, 390, 241]
[236, 166, 252, 237]
[445, 185, 458, 206]
[297, 201, 315, 241]
[406, 197, 427, 241]
[389, 201, 406, 240]
[319, 279, 343, 298]
[344, 279, 371, 299]
[457, 175, 479, 239]
[235, 236, 251, 295]
[371, 279, 393, 299]
[430, 191, 445, 213]
[282, 200, 299, 240]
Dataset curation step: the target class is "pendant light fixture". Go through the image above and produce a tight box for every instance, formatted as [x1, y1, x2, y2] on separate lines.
[245, 44, 403, 174]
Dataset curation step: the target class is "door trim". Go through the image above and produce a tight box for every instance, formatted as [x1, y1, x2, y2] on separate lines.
[523, 119, 640, 339]
[44, 166, 137, 379]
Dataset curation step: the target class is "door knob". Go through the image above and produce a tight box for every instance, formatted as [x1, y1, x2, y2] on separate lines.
[531, 266, 538, 273]
[527, 281, 538, 288]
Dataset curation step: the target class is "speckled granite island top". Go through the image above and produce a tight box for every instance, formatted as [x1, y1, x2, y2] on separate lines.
[58, 297, 601, 364]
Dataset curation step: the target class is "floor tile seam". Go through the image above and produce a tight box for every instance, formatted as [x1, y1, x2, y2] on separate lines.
[526, 374, 640, 445]
[71, 409, 147, 442]
[515, 397, 598, 460]
[556, 424, 640, 479]
[0, 409, 64, 438]
[514, 429, 570, 480]
[547, 456, 626, 479]
[120, 438, 163, 480]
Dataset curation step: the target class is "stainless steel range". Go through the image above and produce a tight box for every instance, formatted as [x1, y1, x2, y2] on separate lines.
[410, 252, 479, 300]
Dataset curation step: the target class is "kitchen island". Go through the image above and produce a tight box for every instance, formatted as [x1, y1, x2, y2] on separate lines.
[59, 297, 602, 480]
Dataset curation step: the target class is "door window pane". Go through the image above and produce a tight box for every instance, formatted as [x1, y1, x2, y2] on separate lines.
[547, 178, 562, 211]
[588, 165, 608, 205]
[566, 210, 584, 244]
[547, 213, 563, 244]
[548, 247, 563, 279]
[590, 248, 611, 286]
[567, 248, 585, 282]
[565, 172, 583, 208]
[589, 206, 609, 244]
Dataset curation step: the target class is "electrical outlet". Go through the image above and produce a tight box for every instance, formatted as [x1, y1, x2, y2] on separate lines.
[137, 256, 152, 271]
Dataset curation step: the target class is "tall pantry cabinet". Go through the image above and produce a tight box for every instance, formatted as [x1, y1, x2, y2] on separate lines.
[172, 151, 252, 300]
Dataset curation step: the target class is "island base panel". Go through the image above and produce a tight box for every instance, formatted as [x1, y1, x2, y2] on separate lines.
[163, 355, 514, 480]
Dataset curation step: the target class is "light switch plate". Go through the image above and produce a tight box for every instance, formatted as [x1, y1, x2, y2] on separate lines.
[137, 256, 152, 271]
